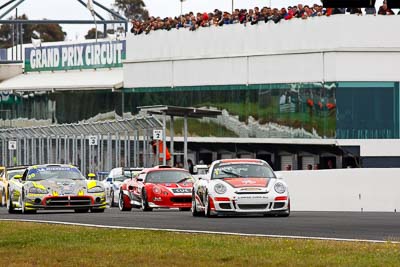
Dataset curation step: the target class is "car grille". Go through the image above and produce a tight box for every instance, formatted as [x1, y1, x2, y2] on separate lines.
[273, 202, 285, 209]
[235, 191, 268, 194]
[238, 204, 268, 210]
[170, 197, 191, 203]
[219, 203, 232, 209]
[45, 197, 92, 206]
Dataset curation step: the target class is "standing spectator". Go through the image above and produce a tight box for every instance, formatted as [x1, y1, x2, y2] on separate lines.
[365, 7, 376, 15]
[378, 0, 395, 15]
[187, 159, 194, 174]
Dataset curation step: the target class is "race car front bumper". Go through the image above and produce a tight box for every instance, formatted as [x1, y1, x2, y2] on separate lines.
[210, 194, 289, 214]
[24, 195, 107, 210]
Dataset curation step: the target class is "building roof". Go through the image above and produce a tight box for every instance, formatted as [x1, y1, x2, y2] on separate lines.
[0, 68, 123, 91]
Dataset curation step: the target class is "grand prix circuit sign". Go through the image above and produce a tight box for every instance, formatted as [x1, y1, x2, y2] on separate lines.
[25, 40, 126, 72]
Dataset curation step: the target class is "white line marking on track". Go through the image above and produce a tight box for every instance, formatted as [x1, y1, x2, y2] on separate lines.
[0, 218, 398, 244]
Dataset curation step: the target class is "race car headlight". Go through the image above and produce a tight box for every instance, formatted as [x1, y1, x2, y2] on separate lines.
[153, 187, 161, 195]
[214, 183, 227, 194]
[274, 182, 286, 194]
[88, 186, 105, 193]
[29, 187, 48, 194]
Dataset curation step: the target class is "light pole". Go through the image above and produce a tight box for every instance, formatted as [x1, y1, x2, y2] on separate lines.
[87, 0, 97, 42]
[180, 0, 186, 16]
[232, 0, 234, 13]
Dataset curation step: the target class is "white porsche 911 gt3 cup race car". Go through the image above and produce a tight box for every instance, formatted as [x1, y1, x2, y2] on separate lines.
[191, 159, 290, 217]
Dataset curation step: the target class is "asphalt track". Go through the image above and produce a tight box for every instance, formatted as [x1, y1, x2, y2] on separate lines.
[1, 207, 399, 242]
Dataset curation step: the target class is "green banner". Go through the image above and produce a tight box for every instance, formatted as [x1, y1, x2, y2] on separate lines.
[24, 40, 126, 72]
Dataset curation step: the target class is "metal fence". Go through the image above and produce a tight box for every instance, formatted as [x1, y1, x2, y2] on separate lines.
[0, 115, 162, 175]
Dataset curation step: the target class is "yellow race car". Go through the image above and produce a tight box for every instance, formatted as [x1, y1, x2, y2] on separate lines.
[7, 164, 106, 214]
[0, 166, 28, 207]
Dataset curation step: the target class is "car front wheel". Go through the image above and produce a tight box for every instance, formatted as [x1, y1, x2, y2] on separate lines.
[141, 190, 153, 212]
[118, 192, 132, 211]
[7, 189, 17, 214]
[191, 193, 202, 217]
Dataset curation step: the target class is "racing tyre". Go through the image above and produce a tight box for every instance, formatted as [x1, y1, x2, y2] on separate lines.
[110, 190, 115, 207]
[204, 192, 216, 218]
[1, 189, 5, 207]
[21, 192, 36, 214]
[7, 189, 17, 214]
[141, 190, 153, 212]
[118, 192, 131, 211]
[74, 209, 89, 213]
[191, 193, 202, 217]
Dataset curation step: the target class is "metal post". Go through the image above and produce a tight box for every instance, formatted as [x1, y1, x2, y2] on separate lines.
[83, 136, 87, 175]
[24, 137, 27, 165]
[184, 114, 188, 170]
[55, 135, 59, 163]
[124, 131, 129, 167]
[162, 112, 167, 166]
[80, 135, 84, 174]
[99, 134, 103, 171]
[85, 137, 93, 173]
[47, 137, 50, 163]
[115, 132, 120, 167]
[143, 129, 147, 167]
[31, 137, 35, 164]
[64, 136, 68, 164]
[71, 136, 75, 165]
[97, 134, 101, 171]
[107, 133, 111, 170]
[170, 116, 174, 167]
[26, 137, 29, 165]
[134, 130, 138, 167]
[17, 138, 21, 166]
[37, 137, 42, 164]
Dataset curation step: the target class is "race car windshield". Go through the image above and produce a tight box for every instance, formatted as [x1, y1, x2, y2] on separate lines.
[27, 167, 85, 181]
[114, 175, 126, 182]
[8, 169, 25, 179]
[146, 171, 194, 184]
[123, 170, 142, 179]
[212, 164, 276, 179]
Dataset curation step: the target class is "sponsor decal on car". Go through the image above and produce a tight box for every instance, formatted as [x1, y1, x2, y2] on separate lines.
[223, 178, 269, 188]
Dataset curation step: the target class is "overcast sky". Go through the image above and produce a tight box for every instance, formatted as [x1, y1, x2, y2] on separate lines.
[6, 0, 385, 40]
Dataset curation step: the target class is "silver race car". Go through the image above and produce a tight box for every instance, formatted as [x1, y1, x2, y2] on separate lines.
[102, 167, 143, 207]
[7, 164, 106, 214]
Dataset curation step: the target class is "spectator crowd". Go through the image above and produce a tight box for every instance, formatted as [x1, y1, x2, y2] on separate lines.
[131, 1, 396, 35]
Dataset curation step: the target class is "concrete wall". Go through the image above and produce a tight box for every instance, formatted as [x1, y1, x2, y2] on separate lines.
[124, 15, 400, 88]
[278, 168, 400, 212]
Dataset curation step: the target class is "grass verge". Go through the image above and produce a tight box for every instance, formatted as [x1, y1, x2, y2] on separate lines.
[0, 221, 399, 267]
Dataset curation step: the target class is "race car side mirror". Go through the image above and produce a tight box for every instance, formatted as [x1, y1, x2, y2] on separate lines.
[136, 178, 143, 182]
[13, 174, 23, 180]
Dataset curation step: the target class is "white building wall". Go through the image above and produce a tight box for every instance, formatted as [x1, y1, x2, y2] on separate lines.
[124, 15, 400, 88]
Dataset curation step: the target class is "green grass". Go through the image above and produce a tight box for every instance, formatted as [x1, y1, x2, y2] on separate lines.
[0, 222, 400, 267]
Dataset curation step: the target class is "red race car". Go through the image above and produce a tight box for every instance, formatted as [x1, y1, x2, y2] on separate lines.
[118, 166, 194, 212]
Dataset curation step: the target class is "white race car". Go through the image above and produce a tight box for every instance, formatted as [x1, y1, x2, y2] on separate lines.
[102, 167, 143, 207]
[192, 159, 290, 217]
